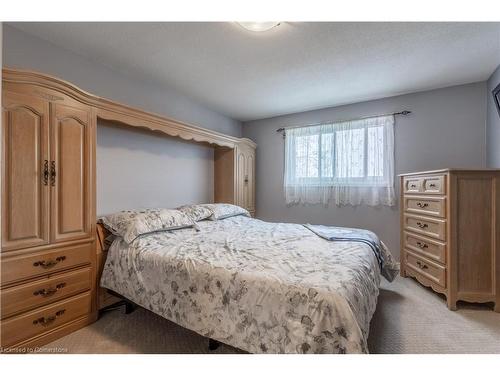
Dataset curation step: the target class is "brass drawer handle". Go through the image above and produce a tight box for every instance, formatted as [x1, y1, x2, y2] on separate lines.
[416, 202, 429, 208]
[416, 261, 429, 270]
[43, 160, 49, 186]
[33, 282, 67, 297]
[32, 309, 66, 326]
[50, 160, 56, 186]
[416, 222, 428, 229]
[33, 256, 66, 269]
[416, 241, 428, 249]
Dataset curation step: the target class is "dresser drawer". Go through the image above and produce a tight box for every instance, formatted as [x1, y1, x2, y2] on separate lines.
[404, 195, 446, 218]
[403, 177, 422, 194]
[405, 250, 446, 287]
[404, 214, 446, 241]
[403, 175, 446, 195]
[403, 231, 446, 264]
[422, 175, 446, 194]
[0, 292, 91, 347]
[1, 243, 92, 286]
[1, 268, 91, 319]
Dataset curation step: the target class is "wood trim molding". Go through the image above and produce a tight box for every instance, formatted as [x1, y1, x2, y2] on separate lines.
[405, 267, 448, 296]
[2, 68, 256, 150]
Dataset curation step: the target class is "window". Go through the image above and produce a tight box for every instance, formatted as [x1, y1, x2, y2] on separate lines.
[284, 115, 395, 206]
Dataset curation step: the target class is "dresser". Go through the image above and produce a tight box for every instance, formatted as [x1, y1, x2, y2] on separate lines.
[1, 79, 97, 349]
[400, 169, 500, 312]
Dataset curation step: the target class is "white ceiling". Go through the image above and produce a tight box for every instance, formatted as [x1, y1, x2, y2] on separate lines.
[9, 22, 500, 122]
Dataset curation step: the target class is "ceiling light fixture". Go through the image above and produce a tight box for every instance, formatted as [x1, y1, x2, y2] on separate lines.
[237, 22, 281, 32]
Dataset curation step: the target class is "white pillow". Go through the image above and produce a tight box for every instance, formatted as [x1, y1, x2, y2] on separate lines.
[99, 208, 196, 244]
[177, 204, 213, 222]
[201, 203, 250, 220]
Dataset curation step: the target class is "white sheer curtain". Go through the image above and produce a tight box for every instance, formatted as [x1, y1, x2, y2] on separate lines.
[284, 115, 395, 206]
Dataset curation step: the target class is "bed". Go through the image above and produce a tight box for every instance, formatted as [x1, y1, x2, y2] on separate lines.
[100, 212, 397, 354]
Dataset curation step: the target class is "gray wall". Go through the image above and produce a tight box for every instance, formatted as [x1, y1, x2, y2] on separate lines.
[2, 25, 241, 215]
[487, 64, 500, 167]
[243, 82, 487, 257]
[97, 122, 213, 214]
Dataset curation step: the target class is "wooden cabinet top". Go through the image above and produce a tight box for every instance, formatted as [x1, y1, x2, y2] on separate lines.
[2, 67, 256, 150]
[398, 168, 500, 177]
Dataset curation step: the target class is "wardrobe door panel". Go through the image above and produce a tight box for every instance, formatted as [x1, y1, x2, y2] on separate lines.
[245, 152, 255, 213]
[237, 149, 246, 208]
[50, 102, 92, 243]
[2, 91, 50, 251]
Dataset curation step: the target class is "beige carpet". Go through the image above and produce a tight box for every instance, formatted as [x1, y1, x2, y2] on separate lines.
[43, 276, 500, 354]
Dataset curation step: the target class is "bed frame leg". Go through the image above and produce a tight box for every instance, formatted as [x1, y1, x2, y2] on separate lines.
[124, 300, 137, 314]
[99, 299, 137, 315]
[208, 338, 221, 351]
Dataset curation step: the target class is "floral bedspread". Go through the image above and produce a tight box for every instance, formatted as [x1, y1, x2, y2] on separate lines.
[101, 216, 397, 353]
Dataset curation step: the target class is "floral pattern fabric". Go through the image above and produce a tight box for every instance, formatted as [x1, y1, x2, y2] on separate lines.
[202, 203, 251, 220]
[303, 224, 399, 282]
[177, 203, 250, 221]
[99, 208, 196, 244]
[177, 204, 214, 222]
[101, 216, 396, 353]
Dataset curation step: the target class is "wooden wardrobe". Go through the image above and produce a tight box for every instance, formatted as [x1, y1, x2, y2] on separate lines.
[0, 68, 256, 349]
[214, 140, 256, 216]
[1, 80, 96, 349]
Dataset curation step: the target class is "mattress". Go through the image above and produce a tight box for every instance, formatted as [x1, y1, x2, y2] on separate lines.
[100, 215, 397, 353]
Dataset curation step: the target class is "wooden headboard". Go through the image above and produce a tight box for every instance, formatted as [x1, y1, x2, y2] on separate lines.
[96, 223, 112, 253]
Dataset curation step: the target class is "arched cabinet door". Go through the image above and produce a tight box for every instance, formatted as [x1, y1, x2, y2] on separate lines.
[1, 91, 50, 251]
[237, 150, 246, 209]
[245, 151, 255, 214]
[235, 142, 256, 216]
[50, 102, 93, 243]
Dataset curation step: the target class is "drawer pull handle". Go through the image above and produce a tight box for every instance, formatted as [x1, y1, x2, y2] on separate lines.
[43, 160, 49, 185]
[32, 309, 66, 326]
[429, 183, 437, 188]
[33, 256, 66, 269]
[416, 222, 428, 229]
[416, 202, 429, 208]
[33, 282, 67, 297]
[410, 184, 417, 188]
[416, 241, 428, 249]
[50, 161, 56, 186]
[416, 261, 428, 270]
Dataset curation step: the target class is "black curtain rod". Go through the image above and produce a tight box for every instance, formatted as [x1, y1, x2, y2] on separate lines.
[276, 110, 411, 133]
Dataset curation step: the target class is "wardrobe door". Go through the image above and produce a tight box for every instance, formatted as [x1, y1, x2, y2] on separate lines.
[236, 147, 246, 209]
[245, 151, 255, 214]
[50, 102, 92, 243]
[2, 91, 50, 251]
[235, 143, 255, 214]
